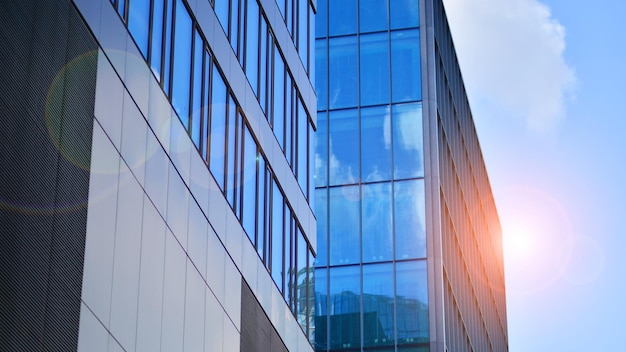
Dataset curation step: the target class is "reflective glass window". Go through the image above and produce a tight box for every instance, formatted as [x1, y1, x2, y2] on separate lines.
[360, 32, 389, 106]
[328, 36, 357, 109]
[394, 180, 426, 259]
[390, 0, 420, 30]
[149, 0, 164, 79]
[314, 188, 327, 266]
[163, 0, 173, 94]
[328, 0, 356, 36]
[273, 50, 285, 149]
[285, 78, 293, 166]
[396, 260, 429, 344]
[271, 181, 284, 292]
[215, 0, 229, 35]
[242, 124, 257, 242]
[329, 186, 359, 265]
[128, 0, 150, 58]
[329, 266, 360, 350]
[297, 98, 308, 193]
[315, 41, 327, 109]
[315, 0, 326, 38]
[210, 67, 227, 191]
[314, 112, 328, 187]
[296, 228, 308, 327]
[201, 50, 211, 159]
[285, 210, 294, 307]
[307, 249, 315, 338]
[259, 20, 268, 113]
[362, 263, 394, 348]
[225, 96, 238, 208]
[313, 267, 328, 350]
[118, 0, 126, 19]
[391, 29, 421, 103]
[257, 157, 267, 261]
[361, 183, 392, 263]
[171, 0, 192, 127]
[328, 109, 358, 186]
[230, 0, 241, 56]
[191, 30, 203, 148]
[298, 0, 309, 70]
[245, 0, 260, 95]
[361, 106, 391, 182]
[392, 103, 423, 179]
[308, 121, 315, 202]
[359, 0, 388, 33]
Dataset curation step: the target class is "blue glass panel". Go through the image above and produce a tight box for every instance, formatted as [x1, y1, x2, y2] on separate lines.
[210, 67, 227, 191]
[242, 125, 257, 242]
[329, 265, 360, 350]
[298, 1, 309, 70]
[315, 39, 327, 110]
[394, 180, 426, 259]
[361, 106, 391, 182]
[361, 183, 392, 263]
[271, 181, 284, 292]
[296, 228, 308, 327]
[362, 263, 394, 348]
[315, 0, 326, 38]
[202, 50, 211, 159]
[226, 96, 238, 207]
[191, 30, 203, 148]
[150, 0, 164, 79]
[285, 78, 293, 167]
[391, 29, 421, 103]
[297, 98, 307, 193]
[392, 103, 423, 179]
[215, 0, 229, 36]
[307, 249, 315, 338]
[328, 0, 356, 36]
[257, 157, 267, 261]
[273, 50, 285, 149]
[328, 109, 358, 186]
[314, 188, 327, 266]
[308, 121, 314, 202]
[359, 0, 388, 33]
[118, 0, 126, 19]
[245, 0, 259, 95]
[313, 267, 328, 350]
[396, 261, 429, 344]
[390, 0, 419, 30]
[128, 0, 150, 58]
[259, 20, 268, 113]
[172, 0, 192, 127]
[360, 32, 389, 106]
[315, 112, 327, 187]
[328, 36, 357, 109]
[230, 0, 240, 56]
[163, 0, 173, 94]
[329, 186, 359, 265]
[285, 210, 293, 309]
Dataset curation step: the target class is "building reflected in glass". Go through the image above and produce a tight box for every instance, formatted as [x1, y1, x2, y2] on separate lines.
[315, 0, 508, 351]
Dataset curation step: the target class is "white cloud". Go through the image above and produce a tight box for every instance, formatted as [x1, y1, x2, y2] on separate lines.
[443, 0, 576, 132]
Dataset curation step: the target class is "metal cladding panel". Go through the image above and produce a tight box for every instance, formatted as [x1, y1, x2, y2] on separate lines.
[0, 0, 97, 350]
[241, 279, 290, 352]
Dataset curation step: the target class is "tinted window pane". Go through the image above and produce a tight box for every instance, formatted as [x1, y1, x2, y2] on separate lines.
[329, 186, 359, 265]
[328, 0, 356, 36]
[297, 98, 307, 193]
[359, 0, 388, 33]
[391, 29, 421, 103]
[245, 0, 259, 95]
[361, 106, 391, 182]
[362, 263, 394, 348]
[226, 96, 238, 207]
[172, 0, 192, 126]
[360, 32, 389, 106]
[273, 51, 285, 149]
[328, 36, 357, 109]
[210, 67, 227, 191]
[230, 0, 240, 55]
[396, 261, 429, 344]
[394, 180, 426, 259]
[296, 228, 308, 327]
[271, 181, 284, 292]
[202, 50, 211, 159]
[314, 267, 328, 350]
[390, 0, 419, 30]
[128, 0, 150, 58]
[315, 39, 327, 110]
[315, 112, 328, 187]
[361, 183, 392, 263]
[149, 0, 164, 79]
[259, 20, 268, 113]
[314, 188, 327, 266]
[191, 30, 203, 148]
[215, 0, 229, 34]
[328, 109, 358, 186]
[242, 125, 257, 242]
[315, 0, 326, 38]
[392, 103, 423, 179]
[329, 266, 360, 350]
[257, 157, 267, 261]
[163, 0, 173, 94]
[298, 1, 309, 70]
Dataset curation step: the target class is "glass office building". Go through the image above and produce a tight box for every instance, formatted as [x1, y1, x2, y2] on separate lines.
[314, 0, 508, 351]
[0, 0, 318, 351]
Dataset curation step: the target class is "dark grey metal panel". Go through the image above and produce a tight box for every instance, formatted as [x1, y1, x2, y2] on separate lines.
[241, 279, 289, 352]
[0, 0, 97, 350]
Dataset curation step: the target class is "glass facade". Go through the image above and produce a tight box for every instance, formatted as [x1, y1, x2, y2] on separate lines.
[315, 0, 429, 350]
[108, 0, 316, 338]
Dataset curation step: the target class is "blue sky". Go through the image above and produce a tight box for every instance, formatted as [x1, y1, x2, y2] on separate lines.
[443, 0, 626, 350]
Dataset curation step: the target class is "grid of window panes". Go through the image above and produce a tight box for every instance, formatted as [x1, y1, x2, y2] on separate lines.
[314, 0, 428, 350]
[108, 0, 315, 337]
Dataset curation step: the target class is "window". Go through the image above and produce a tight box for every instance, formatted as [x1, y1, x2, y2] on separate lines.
[127, 0, 150, 58]
[329, 186, 359, 265]
[361, 182, 392, 263]
[359, 32, 389, 106]
[391, 29, 421, 103]
[328, 109, 358, 186]
[360, 106, 391, 182]
[392, 102, 423, 179]
[394, 180, 426, 259]
[210, 67, 227, 191]
[328, 36, 358, 109]
[171, 0, 192, 127]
